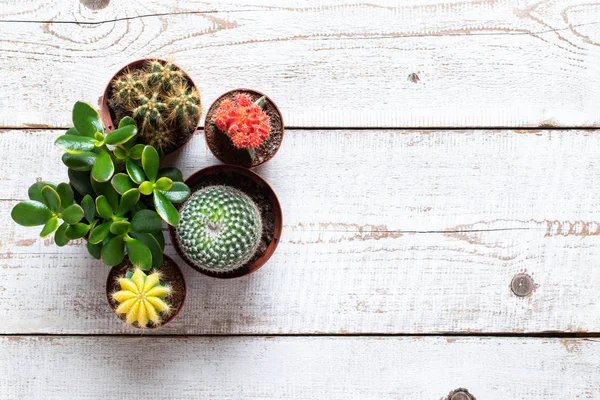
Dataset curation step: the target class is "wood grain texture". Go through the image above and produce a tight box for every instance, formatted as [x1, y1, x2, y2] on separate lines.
[1, 1, 600, 128]
[1, 336, 599, 399]
[2, 129, 600, 334]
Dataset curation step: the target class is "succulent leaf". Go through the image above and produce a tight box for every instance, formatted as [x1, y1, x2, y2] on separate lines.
[11, 201, 53, 226]
[65, 223, 90, 240]
[102, 236, 125, 266]
[118, 188, 140, 215]
[130, 209, 162, 233]
[142, 145, 159, 182]
[112, 173, 137, 195]
[40, 216, 60, 238]
[105, 124, 137, 145]
[89, 221, 112, 244]
[55, 135, 97, 154]
[96, 195, 114, 219]
[54, 222, 69, 246]
[158, 167, 183, 182]
[62, 204, 84, 224]
[87, 241, 103, 259]
[62, 152, 98, 171]
[92, 149, 115, 182]
[125, 237, 153, 270]
[131, 232, 163, 268]
[68, 169, 94, 198]
[73, 101, 104, 137]
[126, 159, 146, 185]
[154, 190, 179, 227]
[159, 181, 190, 203]
[81, 195, 96, 223]
[110, 221, 131, 236]
[41, 185, 61, 213]
[56, 183, 75, 209]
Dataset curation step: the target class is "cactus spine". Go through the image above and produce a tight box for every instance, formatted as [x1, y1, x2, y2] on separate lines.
[110, 60, 202, 153]
[111, 268, 172, 328]
[176, 186, 262, 273]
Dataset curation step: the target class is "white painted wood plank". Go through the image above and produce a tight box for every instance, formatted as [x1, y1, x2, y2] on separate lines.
[1, 1, 600, 127]
[1, 129, 600, 334]
[1, 336, 599, 399]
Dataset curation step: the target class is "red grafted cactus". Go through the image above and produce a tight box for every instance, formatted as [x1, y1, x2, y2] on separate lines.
[213, 94, 271, 149]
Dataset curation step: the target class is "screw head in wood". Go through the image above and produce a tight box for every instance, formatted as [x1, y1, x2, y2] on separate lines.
[511, 273, 534, 297]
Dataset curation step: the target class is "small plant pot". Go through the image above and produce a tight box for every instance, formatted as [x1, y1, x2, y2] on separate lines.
[106, 254, 186, 329]
[169, 164, 283, 278]
[204, 89, 284, 168]
[100, 58, 201, 155]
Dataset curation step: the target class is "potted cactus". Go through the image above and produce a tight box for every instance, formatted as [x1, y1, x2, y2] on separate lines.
[204, 89, 284, 168]
[11, 101, 190, 327]
[169, 164, 283, 278]
[107, 256, 185, 328]
[101, 59, 202, 155]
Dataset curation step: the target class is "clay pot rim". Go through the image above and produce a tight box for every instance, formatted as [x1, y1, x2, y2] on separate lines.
[100, 58, 201, 157]
[105, 254, 187, 329]
[168, 164, 283, 279]
[203, 88, 285, 169]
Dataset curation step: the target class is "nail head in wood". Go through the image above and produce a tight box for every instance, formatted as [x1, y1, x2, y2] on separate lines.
[511, 273, 534, 297]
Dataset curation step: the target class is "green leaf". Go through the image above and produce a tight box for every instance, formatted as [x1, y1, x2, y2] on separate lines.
[65, 127, 81, 136]
[139, 181, 154, 195]
[73, 101, 104, 137]
[62, 152, 98, 171]
[126, 159, 145, 184]
[153, 191, 180, 226]
[111, 173, 136, 195]
[81, 195, 96, 223]
[65, 223, 90, 240]
[95, 195, 114, 219]
[89, 221, 111, 244]
[142, 145, 159, 182]
[101, 236, 125, 266]
[125, 237, 153, 270]
[118, 188, 140, 215]
[55, 135, 97, 154]
[131, 232, 163, 268]
[40, 216, 59, 238]
[110, 220, 131, 236]
[56, 183, 74, 209]
[131, 210, 162, 233]
[118, 116, 137, 129]
[158, 167, 184, 182]
[129, 144, 145, 160]
[105, 124, 137, 145]
[41, 186, 61, 213]
[160, 181, 190, 203]
[87, 241, 102, 259]
[28, 182, 56, 202]
[12, 201, 52, 226]
[91, 180, 119, 211]
[113, 146, 127, 160]
[92, 149, 115, 182]
[62, 204, 84, 224]
[54, 223, 69, 246]
[68, 169, 94, 198]
[155, 177, 173, 191]
[151, 230, 165, 251]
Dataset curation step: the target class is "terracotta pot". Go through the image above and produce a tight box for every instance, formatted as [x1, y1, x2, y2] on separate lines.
[100, 58, 201, 156]
[169, 164, 283, 279]
[204, 89, 284, 168]
[106, 254, 186, 329]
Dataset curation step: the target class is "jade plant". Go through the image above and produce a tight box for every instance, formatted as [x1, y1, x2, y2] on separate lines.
[213, 93, 271, 161]
[11, 101, 191, 270]
[111, 60, 202, 153]
[175, 186, 262, 273]
[111, 268, 172, 328]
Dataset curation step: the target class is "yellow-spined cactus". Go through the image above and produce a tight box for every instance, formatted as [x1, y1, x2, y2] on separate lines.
[111, 268, 171, 328]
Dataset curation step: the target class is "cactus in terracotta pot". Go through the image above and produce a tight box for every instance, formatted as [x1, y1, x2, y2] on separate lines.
[111, 268, 172, 328]
[175, 186, 262, 273]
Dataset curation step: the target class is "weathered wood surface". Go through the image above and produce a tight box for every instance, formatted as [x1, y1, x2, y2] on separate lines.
[1, 336, 598, 399]
[2, 129, 599, 334]
[1, 1, 600, 128]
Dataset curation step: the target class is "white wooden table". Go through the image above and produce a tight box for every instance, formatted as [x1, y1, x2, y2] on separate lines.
[2, 1, 600, 398]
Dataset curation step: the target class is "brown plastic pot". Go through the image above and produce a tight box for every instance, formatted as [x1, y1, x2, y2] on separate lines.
[204, 89, 284, 168]
[169, 164, 283, 279]
[106, 254, 187, 329]
[100, 58, 201, 156]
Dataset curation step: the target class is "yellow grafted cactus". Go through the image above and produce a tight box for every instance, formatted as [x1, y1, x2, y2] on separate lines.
[111, 268, 172, 328]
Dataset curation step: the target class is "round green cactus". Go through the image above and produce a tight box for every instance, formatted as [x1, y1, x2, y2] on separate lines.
[176, 186, 262, 273]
